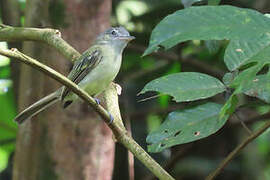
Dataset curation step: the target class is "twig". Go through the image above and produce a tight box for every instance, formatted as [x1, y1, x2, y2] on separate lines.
[234, 113, 252, 135]
[145, 144, 193, 180]
[205, 120, 270, 180]
[0, 24, 80, 61]
[137, 94, 162, 102]
[239, 112, 270, 125]
[0, 48, 175, 180]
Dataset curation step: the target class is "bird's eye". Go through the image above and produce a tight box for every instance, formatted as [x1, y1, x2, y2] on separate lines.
[111, 30, 117, 36]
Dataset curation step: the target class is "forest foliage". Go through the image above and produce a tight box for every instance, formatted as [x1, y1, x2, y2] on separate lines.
[0, 0, 270, 179]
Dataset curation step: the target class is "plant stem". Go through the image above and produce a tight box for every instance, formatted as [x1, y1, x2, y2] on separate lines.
[205, 120, 270, 180]
[0, 48, 175, 180]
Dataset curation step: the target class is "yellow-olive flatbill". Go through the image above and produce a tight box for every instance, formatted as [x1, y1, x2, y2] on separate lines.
[14, 27, 135, 124]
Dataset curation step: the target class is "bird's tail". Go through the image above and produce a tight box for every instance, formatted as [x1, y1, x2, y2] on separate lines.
[14, 91, 60, 124]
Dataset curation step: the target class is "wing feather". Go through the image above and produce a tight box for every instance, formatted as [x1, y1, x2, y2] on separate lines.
[61, 49, 102, 100]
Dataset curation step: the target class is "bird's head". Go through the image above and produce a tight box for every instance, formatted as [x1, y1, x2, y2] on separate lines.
[96, 27, 135, 50]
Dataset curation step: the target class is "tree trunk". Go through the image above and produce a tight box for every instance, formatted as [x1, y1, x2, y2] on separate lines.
[13, 0, 113, 180]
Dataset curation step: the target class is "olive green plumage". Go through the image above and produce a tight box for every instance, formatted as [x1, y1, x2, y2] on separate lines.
[14, 27, 134, 124]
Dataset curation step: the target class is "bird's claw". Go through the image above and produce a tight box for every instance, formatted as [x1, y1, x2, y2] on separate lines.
[94, 98, 100, 105]
[108, 113, 114, 124]
[93, 98, 113, 123]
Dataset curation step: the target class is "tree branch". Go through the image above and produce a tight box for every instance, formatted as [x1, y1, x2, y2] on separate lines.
[238, 112, 270, 125]
[0, 24, 175, 179]
[0, 24, 80, 62]
[205, 120, 270, 180]
[0, 48, 175, 180]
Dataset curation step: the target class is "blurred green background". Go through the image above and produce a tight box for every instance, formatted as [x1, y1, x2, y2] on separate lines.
[0, 0, 270, 179]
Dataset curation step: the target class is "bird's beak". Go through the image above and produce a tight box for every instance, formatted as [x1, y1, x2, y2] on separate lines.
[118, 36, 135, 42]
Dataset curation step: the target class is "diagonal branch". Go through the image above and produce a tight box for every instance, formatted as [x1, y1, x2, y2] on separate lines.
[0, 48, 175, 180]
[205, 120, 270, 180]
[0, 24, 174, 179]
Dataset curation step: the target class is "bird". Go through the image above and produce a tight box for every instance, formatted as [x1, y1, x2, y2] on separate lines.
[14, 27, 135, 124]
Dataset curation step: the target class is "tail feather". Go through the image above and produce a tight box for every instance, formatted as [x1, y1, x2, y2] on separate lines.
[14, 92, 60, 124]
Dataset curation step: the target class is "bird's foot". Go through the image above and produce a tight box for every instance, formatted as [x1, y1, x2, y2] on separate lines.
[108, 113, 114, 124]
[93, 97, 113, 124]
[94, 98, 100, 105]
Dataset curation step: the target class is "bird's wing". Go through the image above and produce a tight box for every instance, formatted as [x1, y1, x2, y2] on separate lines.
[61, 48, 103, 100]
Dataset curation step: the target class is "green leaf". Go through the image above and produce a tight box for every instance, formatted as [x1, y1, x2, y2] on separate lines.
[144, 5, 270, 56]
[222, 72, 237, 86]
[147, 114, 162, 133]
[0, 66, 11, 79]
[220, 93, 238, 119]
[0, 148, 10, 172]
[230, 63, 265, 88]
[0, 42, 10, 67]
[0, 57, 9, 67]
[242, 74, 270, 103]
[146, 103, 229, 152]
[158, 95, 170, 108]
[140, 72, 225, 102]
[247, 46, 270, 65]
[225, 34, 270, 71]
[0, 80, 17, 153]
[221, 63, 269, 116]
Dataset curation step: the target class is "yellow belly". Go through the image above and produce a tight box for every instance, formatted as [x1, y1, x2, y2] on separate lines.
[64, 47, 122, 102]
